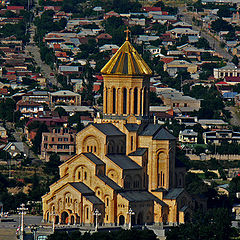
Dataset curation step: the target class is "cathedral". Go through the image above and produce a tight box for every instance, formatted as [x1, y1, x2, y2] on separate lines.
[42, 33, 191, 226]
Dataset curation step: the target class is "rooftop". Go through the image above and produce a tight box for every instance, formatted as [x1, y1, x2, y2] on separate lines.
[107, 154, 142, 170]
[101, 39, 152, 76]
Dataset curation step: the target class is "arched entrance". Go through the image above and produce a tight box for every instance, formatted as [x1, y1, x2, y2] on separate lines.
[61, 211, 69, 224]
[137, 212, 143, 225]
[55, 215, 59, 224]
[76, 215, 80, 224]
[46, 212, 49, 223]
[119, 215, 125, 225]
[71, 215, 75, 225]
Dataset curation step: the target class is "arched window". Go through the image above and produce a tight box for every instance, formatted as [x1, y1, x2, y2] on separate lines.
[123, 88, 127, 114]
[134, 88, 138, 114]
[78, 171, 81, 180]
[94, 146, 96, 152]
[84, 172, 87, 180]
[113, 88, 116, 113]
[86, 208, 89, 220]
[87, 146, 89, 152]
[144, 89, 147, 115]
[131, 136, 134, 151]
[106, 198, 109, 207]
[90, 146, 93, 152]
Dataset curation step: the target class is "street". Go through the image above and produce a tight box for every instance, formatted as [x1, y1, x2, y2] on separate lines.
[179, 7, 233, 61]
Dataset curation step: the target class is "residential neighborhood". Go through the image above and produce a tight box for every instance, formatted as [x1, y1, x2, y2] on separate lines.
[1, 0, 240, 239]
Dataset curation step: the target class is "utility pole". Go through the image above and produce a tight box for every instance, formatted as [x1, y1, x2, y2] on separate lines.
[127, 208, 135, 230]
[17, 203, 28, 240]
[93, 209, 101, 232]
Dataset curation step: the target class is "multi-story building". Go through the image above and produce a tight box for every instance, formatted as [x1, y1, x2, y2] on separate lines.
[213, 63, 240, 79]
[49, 90, 81, 107]
[179, 129, 198, 144]
[42, 35, 194, 227]
[16, 100, 44, 118]
[41, 127, 76, 161]
[203, 130, 240, 145]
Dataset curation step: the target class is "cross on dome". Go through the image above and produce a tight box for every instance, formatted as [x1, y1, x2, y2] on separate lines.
[124, 27, 131, 41]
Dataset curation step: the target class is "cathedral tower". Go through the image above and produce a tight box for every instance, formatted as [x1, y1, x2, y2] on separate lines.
[101, 30, 152, 119]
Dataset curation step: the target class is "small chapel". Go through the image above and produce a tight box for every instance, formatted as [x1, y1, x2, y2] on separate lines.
[42, 31, 192, 226]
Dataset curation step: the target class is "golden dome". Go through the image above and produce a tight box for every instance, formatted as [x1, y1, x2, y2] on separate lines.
[101, 40, 153, 76]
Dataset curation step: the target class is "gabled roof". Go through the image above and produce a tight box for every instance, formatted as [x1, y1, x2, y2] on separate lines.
[97, 175, 122, 190]
[69, 182, 93, 195]
[85, 195, 104, 204]
[139, 123, 161, 136]
[82, 153, 105, 165]
[91, 123, 125, 136]
[153, 127, 176, 140]
[106, 154, 142, 170]
[119, 191, 167, 206]
[129, 148, 147, 156]
[124, 123, 140, 132]
[164, 188, 184, 199]
[101, 40, 152, 76]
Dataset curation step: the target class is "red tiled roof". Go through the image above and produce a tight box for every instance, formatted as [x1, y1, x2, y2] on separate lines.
[17, 100, 42, 107]
[7, 6, 24, 10]
[160, 57, 174, 64]
[142, 7, 162, 12]
[215, 81, 229, 85]
[96, 33, 112, 40]
[225, 76, 240, 82]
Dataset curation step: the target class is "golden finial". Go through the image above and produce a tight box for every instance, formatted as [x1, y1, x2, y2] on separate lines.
[124, 27, 130, 41]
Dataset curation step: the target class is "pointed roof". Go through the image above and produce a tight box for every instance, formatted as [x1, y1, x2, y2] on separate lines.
[101, 40, 152, 76]
[153, 127, 176, 140]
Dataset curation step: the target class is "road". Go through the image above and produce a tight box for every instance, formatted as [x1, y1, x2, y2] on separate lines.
[25, 25, 59, 88]
[0, 215, 43, 240]
[179, 8, 233, 61]
[225, 106, 240, 127]
[25, 0, 60, 88]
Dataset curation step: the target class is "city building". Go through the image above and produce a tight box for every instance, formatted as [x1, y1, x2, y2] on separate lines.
[179, 129, 198, 144]
[16, 100, 44, 119]
[203, 130, 240, 145]
[41, 127, 76, 161]
[49, 90, 81, 107]
[42, 36, 193, 227]
[213, 63, 240, 79]
[163, 60, 198, 76]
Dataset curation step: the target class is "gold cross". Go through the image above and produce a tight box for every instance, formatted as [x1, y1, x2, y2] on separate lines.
[124, 27, 131, 41]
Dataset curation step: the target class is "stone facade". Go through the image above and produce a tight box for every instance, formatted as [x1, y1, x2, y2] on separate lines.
[42, 37, 192, 226]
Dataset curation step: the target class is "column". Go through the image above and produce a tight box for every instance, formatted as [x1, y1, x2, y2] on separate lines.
[127, 88, 130, 115]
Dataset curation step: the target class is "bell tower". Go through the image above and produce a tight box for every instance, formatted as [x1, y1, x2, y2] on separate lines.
[101, 28, 152, 119]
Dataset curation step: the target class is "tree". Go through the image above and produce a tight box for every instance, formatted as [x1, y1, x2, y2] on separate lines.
[47, 229, 158, 240]
[211, 19, 233, 33]
[32, 123, 49, 154]
[166, 208, 233, 240]
[232, 55, 239, 67]
[55, 107, 68, 117]
[229, 175, 240, 196]
[44, 153, 61, 178]
[194, 37, 210, 50]
[149, 91, 163, 106]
